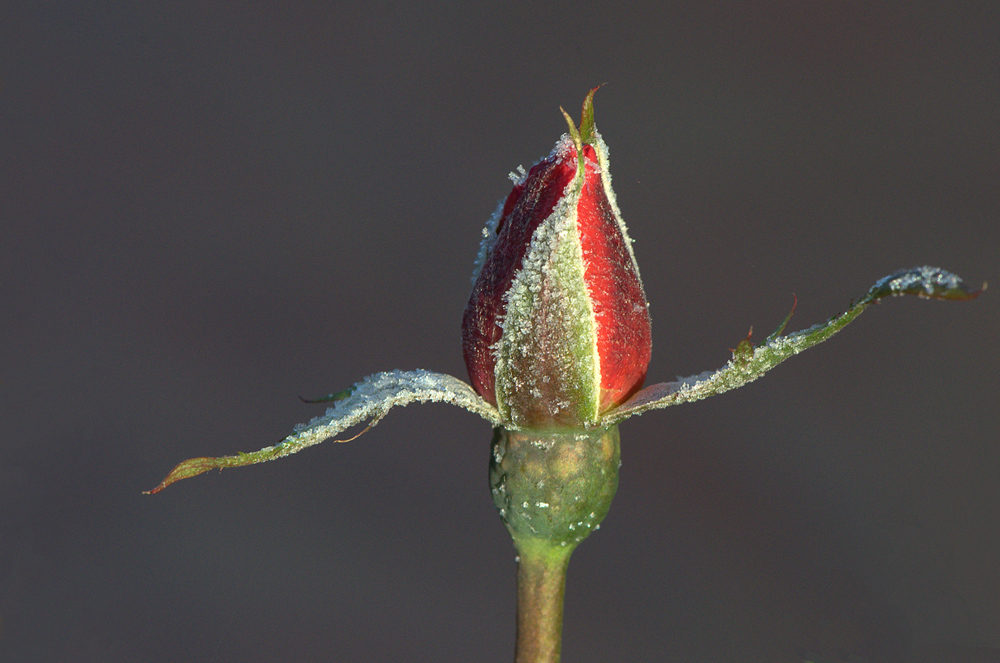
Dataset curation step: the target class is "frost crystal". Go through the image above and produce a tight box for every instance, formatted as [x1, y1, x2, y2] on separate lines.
[871, 266, 968, 299]
[470, 202, 504, 285]
[591, 134, 642, 276]
[285, 370, 502, 446]
[508, 165, 527, 184]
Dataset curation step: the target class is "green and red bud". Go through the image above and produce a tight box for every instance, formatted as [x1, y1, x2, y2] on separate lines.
[462, 90, 652, 430]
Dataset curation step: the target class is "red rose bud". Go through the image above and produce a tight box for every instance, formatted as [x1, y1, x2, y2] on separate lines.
[462, 89, 652, 429]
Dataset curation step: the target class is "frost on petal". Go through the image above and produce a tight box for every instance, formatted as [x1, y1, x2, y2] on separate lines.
[580, 133, 651, 411]
[602, 266, 983, 424]
[462, 137, 580, 407]
[470, 200, 505, 287]
[145, 370, 501, 493]
[496, 168, 600, 428]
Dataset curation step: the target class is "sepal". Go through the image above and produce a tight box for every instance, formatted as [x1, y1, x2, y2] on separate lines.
[145, 370, 501, 493]
[602, 266, 983, 424]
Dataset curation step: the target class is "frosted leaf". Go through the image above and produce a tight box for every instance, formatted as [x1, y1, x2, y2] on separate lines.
[145, 370, 501, 493]
[602, 266, 982, 424]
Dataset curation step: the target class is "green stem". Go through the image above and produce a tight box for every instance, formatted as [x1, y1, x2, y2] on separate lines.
[489, 426, 621, 662]
[515, 539, 574, 663]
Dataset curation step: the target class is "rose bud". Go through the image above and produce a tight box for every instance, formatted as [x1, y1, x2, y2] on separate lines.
[462, 89, 652, 430]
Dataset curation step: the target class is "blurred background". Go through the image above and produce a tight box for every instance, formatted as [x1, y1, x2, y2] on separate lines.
[1, 3, 997, 662]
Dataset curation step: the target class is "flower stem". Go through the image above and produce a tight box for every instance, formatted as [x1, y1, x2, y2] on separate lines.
[514, 539, 574, 663]
[489, 426, 621, 662]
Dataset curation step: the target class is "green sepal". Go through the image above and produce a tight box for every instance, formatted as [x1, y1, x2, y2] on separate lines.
[559, 85, 602, 175]
[144, 447, 289, 494]
[577, 85, 600, 145]
[603, 266, 983, 424]
[146, 370, 501, 494]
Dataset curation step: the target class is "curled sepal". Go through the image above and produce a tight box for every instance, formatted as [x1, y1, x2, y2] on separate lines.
[603, 266, 984, 424]
[146, 370, 502, 494]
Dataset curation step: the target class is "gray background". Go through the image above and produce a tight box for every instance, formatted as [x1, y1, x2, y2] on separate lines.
[1, 3, 997, 662]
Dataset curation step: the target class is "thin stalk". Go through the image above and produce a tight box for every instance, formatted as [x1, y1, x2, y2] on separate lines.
[514, 540, 574, 663]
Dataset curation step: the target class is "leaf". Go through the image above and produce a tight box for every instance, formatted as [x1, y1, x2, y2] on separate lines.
[145, 370, 501, 494]
[602, 266, 983, 424]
